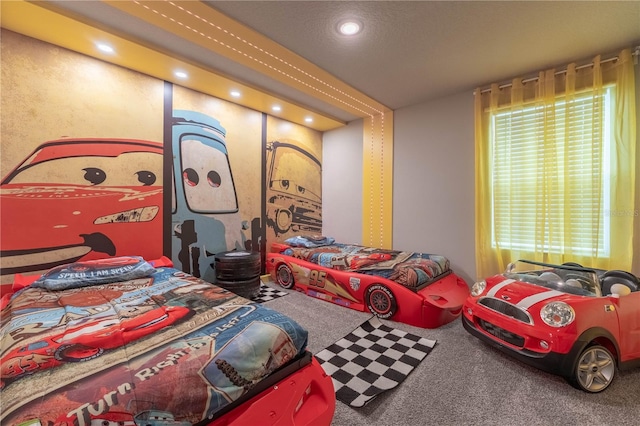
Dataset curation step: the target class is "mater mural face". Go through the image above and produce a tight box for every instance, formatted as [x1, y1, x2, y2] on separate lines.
[266, 141, 322, 236]
[265, 116, 323, 251]
[170, 109, 248, 283]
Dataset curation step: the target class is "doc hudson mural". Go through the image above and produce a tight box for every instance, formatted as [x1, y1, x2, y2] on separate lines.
[0, 30, 322, 285]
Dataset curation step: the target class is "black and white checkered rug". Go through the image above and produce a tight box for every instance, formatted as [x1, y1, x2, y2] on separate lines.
[315, 316, 436, 407]
[250, 283, 289, 304]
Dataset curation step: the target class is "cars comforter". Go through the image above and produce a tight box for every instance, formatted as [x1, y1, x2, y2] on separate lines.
[281, 243, 451, 289]
[0, 259, 315, 425]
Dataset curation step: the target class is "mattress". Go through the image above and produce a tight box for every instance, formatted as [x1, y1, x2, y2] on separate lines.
[0, 261, 309, 425]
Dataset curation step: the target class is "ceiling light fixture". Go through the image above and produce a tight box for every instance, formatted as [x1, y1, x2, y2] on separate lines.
[305, 117, 313, 123]
[230, 90, 241, 98]
[272, 105, 282, 112]
[174, 70, 188, 79]
[96, 43, 114, 54]
[338, 20, 362, 36]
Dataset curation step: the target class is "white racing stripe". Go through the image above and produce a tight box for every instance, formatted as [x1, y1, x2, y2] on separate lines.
[486, 279, 515, 297]
[517, 290, 564, 309]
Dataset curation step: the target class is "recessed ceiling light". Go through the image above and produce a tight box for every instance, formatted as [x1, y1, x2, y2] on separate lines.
[174, 70, 188, 79]
[230, 90, 241, 98]
[96, 43, 114, 53]
[272, 105, 282, 112]
[304, 117, 313, 123]
[338, 20, 362, 36]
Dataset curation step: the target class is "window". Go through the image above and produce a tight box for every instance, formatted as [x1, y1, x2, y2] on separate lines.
[490, 87, 612, 256]
[475, 49, 636, 276]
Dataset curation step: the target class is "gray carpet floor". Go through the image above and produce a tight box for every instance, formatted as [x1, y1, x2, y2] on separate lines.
[260, 279, 640, 426]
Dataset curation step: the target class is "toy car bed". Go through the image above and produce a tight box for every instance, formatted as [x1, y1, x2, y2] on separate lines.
[462, 260, 640, 393]
[265, 235, 470, 329]
[0, 256, 335, 425]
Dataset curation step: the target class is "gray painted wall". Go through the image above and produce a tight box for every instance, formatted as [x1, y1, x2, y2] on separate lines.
[322, 91, 476, 284]
[393, 92, 476, 284]
[322, 119, 363, 245]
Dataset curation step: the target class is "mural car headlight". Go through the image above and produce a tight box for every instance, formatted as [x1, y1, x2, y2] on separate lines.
[470, 280, 486, 297]
[94, 206, 159, 224]
[540, 301, 575, 327]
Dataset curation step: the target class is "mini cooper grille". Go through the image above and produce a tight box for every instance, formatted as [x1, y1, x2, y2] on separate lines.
[478, 319, 525, 348]
[478, 297, 532, 324]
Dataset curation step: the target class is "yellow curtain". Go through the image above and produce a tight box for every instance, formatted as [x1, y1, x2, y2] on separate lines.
[475, 48, 636, 278]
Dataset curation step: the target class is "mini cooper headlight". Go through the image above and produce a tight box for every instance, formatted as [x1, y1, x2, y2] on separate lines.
[540, 301, 575, 327]
[471, 280, 486, 297]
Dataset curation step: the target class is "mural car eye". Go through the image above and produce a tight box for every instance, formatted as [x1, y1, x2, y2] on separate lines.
[207, 170, 221, 188]
[183, 167, 199, 187]
[0, 138, 164, 280]
[136, 170, 157, 186]
[82, 167, 107, 185]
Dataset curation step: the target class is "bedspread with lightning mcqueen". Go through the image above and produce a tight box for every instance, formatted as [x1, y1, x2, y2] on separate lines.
[462, 260, 640, 392]
[265, 236, 470, 329]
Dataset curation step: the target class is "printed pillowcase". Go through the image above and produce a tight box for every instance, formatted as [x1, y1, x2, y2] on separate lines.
[31, 256, 157, 290]
[284, 235, 336, 248]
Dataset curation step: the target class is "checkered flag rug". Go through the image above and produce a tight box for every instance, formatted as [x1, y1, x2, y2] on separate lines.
[250, 283, 289, 304]
[315, 316, 436, 407]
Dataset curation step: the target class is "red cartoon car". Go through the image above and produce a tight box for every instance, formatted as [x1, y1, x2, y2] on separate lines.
[462, 260, 640, 392]
[1, 305, 191, 385]
[0, 138, 164, 279]
[266, 240, 470, 329]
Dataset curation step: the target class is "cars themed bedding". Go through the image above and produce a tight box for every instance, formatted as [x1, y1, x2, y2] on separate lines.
[279, 237, 451, 289]
[0, 256, 333, 425]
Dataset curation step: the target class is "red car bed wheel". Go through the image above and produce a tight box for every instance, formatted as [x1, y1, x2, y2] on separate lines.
[276, 264, 295, 289]
[571, 344, 616, 393]
[365, 284, 397, 319]
[55, 344, 104, 362]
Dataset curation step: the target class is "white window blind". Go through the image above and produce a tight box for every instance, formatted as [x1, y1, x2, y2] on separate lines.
[490, 87, 612, 256]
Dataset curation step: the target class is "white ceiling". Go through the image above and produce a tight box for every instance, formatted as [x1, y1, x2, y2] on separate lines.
[46, 1, 640, 122]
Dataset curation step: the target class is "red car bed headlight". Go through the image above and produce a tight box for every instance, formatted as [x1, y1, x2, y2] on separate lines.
[470, 280, 486, 297]
[540, 301, 575, 327]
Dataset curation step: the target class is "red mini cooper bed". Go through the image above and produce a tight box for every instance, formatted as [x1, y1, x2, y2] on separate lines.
[0, 256, 335, 426]
[265, 236, 470, 329]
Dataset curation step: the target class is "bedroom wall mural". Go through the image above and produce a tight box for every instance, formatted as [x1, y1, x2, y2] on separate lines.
[0, 29, 164, 285]
[169, 85, 263, 283]
[0, 30, 323, 286]
[265, 115, 323, 252]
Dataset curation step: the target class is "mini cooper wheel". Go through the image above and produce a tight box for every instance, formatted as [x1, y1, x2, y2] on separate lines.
[55, 344, 104, 362]
[571, 344, 616, 393]
[365, 284, 397, 319]
[276, 264, 295, 289]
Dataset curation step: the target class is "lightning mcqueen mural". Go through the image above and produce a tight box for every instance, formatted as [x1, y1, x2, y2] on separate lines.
[0, 138, 164, 279]
[462, 260, 640, 392]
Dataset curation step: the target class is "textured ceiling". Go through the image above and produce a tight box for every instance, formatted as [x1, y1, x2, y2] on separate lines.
[26, 1, 640, 121]
[209, 1, 640, 110]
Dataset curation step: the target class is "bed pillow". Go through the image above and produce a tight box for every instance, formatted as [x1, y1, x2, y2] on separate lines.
[31, 256, 157, 290]
[284, 235, 335, 248]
